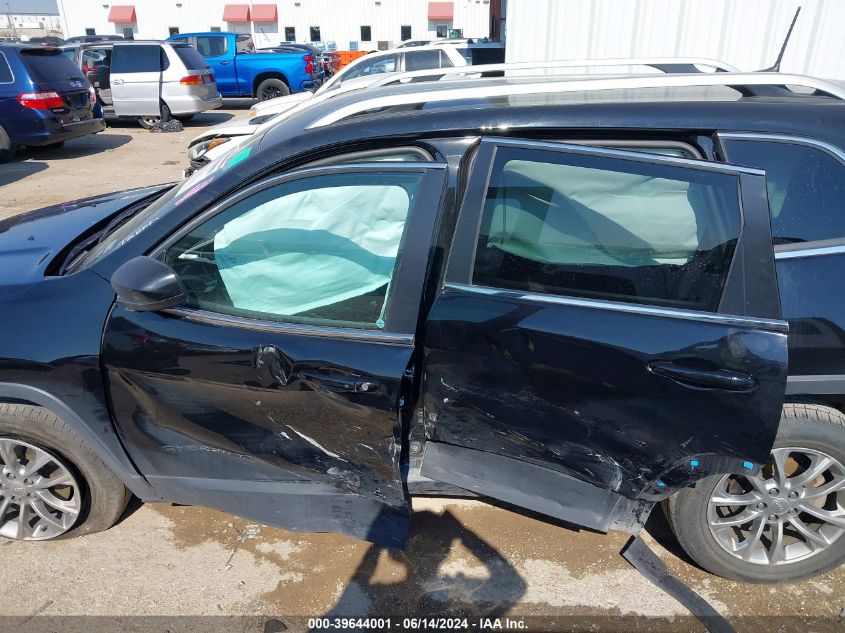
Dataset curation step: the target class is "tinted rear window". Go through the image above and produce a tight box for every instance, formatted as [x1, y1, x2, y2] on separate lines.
[173, 45, 207, 70]
[0, 53, 12, 83]
[111, 44, 162, 73]
[19, 48, 84, 83]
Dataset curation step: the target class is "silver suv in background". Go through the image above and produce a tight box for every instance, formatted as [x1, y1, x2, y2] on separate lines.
[66, 40, 222, 129]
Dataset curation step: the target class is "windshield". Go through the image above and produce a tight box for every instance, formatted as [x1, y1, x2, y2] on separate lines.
[79, 136, 263, 270]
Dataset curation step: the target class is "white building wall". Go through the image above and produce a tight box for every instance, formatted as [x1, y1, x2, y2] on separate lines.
[0, 13, 63, 31]
[505, 0, 845, 80]
[59, 0, 491, 49]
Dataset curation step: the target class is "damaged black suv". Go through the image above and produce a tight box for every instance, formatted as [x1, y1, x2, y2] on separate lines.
[1, 72, 844, 584]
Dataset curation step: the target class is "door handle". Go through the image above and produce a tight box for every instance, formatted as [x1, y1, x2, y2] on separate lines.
[112, 78, 124, 85]
[300, 371, 379, 394]
[647, 361, 757, 391]
[219, 61, 230, 65]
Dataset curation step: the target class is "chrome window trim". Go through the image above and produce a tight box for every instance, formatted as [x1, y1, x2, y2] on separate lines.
[775, 243, 845, 260]
[482, 136, 764, 175]
[444, 283, 789, 333]
[0, 52, 14, 84]
[720, 133, 845, 261]
[719, 132, 845, 168]
[309, 72, 845, 129]
[163, 307, 416, 345]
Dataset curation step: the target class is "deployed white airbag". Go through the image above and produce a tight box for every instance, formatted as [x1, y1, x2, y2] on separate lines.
[213, 184, 411, 319]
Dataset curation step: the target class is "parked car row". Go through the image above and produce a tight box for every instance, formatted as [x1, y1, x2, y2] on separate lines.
[184, 41, 503, 172]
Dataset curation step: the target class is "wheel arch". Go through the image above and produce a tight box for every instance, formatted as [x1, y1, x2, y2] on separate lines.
[252, 71, 290, 96]
[0, 382, 157, 500]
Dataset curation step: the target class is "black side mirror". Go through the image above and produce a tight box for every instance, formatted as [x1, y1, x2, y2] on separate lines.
[110, 256, 188, 312]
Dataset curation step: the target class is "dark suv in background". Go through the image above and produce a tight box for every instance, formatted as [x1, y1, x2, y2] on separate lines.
[0, 44, 105, 162]
[0, 70, 843, 585]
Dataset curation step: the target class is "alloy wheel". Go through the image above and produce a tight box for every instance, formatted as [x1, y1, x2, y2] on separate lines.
[140, 115, 161, 128]
[0, 438, 82, 540]
[707, 447, 845, 565]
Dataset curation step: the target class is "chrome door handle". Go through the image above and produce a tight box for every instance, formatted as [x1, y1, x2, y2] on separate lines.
[112, 79, 124, 85]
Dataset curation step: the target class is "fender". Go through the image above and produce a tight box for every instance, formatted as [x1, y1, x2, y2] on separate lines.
[0, 382, 158, 500]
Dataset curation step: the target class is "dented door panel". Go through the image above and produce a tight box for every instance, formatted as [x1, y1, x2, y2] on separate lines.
[103, 307, 414, 545]
[422, 287, 789, 499]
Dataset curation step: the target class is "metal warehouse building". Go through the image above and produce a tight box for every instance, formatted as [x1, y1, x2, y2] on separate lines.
[58, 0, 496, 49]
[503, 0, 845, 80]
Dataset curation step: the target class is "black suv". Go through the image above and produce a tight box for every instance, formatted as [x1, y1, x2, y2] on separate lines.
[0, 72, 843, 584]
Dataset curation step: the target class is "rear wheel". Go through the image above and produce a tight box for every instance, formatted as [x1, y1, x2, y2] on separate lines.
[666, 403, 845, 582]
[256, 77, 290, 101]
[0, 403, 128, 541]
[137, 102, 172, 129]
[0, 126, 16, 163]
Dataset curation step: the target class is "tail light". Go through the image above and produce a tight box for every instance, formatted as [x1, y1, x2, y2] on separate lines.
[303, 54, 313, 75]
[18, 91, 65, 109]
[180, 74, 215, 86]
[89, 85, 96, 106]
[180, 75, 204, 86]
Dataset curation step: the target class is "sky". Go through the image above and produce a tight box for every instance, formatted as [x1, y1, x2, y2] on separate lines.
[3, 0, 58, 14]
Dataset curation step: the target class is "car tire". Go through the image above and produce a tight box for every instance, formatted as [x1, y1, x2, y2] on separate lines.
[665, 403, 845, 582]
[0, 126, 16, 163]
[0, 403, 129, 541]
[137, 102, 172, 130]
[256, 78, 290, 101]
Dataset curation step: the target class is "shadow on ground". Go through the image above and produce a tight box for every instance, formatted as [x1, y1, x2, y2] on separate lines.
[0, 160, 48, 187]
[19, 133, 133, 161]
[320, 509, 527, 620]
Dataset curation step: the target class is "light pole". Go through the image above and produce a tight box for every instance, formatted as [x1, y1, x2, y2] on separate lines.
[5, 2, 17, 39]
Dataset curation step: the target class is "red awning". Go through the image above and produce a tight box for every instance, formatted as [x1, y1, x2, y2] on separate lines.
[428, 1, 454, 21]
[222, 4, 250, 22]
[107, 5, 136, 23]
[251, 4, 278, 23]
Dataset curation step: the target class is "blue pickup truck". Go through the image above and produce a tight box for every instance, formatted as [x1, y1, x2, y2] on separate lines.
[167, 32, 319, 100]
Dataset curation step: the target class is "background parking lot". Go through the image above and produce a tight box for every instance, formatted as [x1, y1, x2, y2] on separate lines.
[0, 109, 842, 632]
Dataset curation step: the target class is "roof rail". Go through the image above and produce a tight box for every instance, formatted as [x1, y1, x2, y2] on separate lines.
[310, 72, 845, 129]
[373, 57, 742, 88]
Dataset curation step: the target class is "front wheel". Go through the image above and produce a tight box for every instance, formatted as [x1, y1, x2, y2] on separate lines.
[666, 403, 845, 582]
[0, 403, 128, 541]
[256, 78, 290, 101]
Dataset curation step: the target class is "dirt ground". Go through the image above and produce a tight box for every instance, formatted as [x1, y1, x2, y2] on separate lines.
[0, 108, 842, 632]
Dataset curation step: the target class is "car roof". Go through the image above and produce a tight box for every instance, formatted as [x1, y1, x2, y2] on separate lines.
[260, 74, 845, 155]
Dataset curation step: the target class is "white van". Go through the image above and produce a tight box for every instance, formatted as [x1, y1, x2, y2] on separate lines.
[78, 40, 223, 129]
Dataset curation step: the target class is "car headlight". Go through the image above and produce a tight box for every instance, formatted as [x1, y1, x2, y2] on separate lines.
[248, 108, 258, 118]
[188, 137, 231, 160]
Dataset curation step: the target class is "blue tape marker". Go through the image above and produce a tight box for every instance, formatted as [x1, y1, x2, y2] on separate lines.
[656, 481, 667, 488]
[742, 461, 754, 470]
[690, 459, 700, 468]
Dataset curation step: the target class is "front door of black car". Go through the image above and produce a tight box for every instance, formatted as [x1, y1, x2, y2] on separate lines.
[420, 139, 789, 532]
[101, 163, 446, 547]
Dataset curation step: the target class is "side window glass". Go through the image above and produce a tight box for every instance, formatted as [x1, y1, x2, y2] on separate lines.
[346, 55, 397, 79]
[404, 50, 440, 71]
[164, 172, 423, 329]
[439, 50, 454, 68]
[196, 36, 227, 57]
[721, 138, 845, 244]
[471, 147, 742, 312]
[0, 53, 12, 83]
[111, 45, 161, 73]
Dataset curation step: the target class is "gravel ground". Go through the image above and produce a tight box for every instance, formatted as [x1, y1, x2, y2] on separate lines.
[0, 108, 842, 632]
